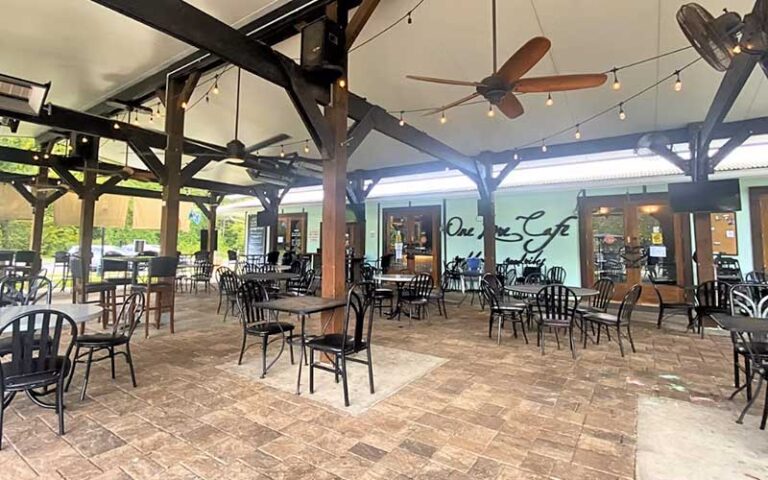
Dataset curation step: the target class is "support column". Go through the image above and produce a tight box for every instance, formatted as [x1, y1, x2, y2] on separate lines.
[479, 197, 496, 274]
[78, 135, 98, 282]
[29, 168, 48, 274]
[207, 203, 217, 260]
[693, 212, 715, 282]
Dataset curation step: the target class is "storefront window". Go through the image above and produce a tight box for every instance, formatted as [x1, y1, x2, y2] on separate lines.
[592, 206, 626, 283]
[636, 204, 677, 284]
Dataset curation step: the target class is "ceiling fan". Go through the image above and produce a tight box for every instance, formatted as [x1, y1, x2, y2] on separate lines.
[405, 0, 607, 119]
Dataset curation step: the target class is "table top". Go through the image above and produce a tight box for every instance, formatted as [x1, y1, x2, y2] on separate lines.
[242, 272, 300, 282]
[505, 284, 599, 297]
[374, 274, 415, 283]
[0, 304, 103, 325]
[713, 314, 768, 333]
[253, 296, 347, 315]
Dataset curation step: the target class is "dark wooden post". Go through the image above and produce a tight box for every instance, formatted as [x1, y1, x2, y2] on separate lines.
[77, 134, 98, 281]
[479, 197, 496, 274]
[160, 74, 199, 256]
[693, 212, 715, 282]
[29, 168, 48, 273]
[207, 203, 217, 259]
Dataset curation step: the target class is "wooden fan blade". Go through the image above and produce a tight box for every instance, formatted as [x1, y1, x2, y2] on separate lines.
[497, 94, 524, 119]
[514, 73, 608, 93]
[406, 75, 483, 87]
[498, 37, 551, 83]
[423, 92, 481, 116]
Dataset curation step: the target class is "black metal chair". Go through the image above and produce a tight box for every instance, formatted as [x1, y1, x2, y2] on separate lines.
[66, 292, 143, 401]
[239, 262, 259, 275]
[362, 264, 394, 316]
[286, 269, 316, 296]
[0, 309, 78, 448]
[236, 281, 296, 377]
[11, 250, 37, 277]
[266, 251, 280, 265]
[306, 285, 375, 407]
[535, 285, 579, 358]
[524, 272, 543, 284]
[70, 256, 117, 331]
[23, 276, 52, 305]
[400, 273, 434, 326]
[428, 271, 450, 319]
[188, 261, 214, 293]
[53, 251, 70, 291]
[481, 276, 527, 345]
[0, 276, 25, 307]
[647, 271, 695, 329]
[716, 256, 743, 284]
[583, 284, 642, 357]
[216, 267, 241, 321]
[132, 256, 177, 337]
[746, 271, 767, 284]
[724, 284, 768, 403]
[102, 258, 132, 298]
[546, 266, 566, 285]
[694, 280, 731, 338]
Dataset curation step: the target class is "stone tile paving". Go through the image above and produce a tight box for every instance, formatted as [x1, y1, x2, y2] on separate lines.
[0, 291, 751, 479]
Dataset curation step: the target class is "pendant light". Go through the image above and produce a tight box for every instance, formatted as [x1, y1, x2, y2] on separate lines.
[225, 68, 246, 164]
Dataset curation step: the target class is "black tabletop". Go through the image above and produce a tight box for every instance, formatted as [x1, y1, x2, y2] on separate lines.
[242, 272, 300, 282]
[505, 284, 599, 297]
[253, 296, 346, 315]
[712, 314, 768, 333]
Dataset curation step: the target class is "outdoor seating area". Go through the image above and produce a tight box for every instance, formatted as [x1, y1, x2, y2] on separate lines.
[3, 0, 768, 479]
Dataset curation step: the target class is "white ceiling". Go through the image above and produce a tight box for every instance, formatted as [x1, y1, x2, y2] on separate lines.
[2, 0, 766, 183]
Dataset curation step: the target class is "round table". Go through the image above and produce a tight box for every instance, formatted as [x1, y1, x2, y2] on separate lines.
[0, 304, 103, 327]
[373, 274, 415, 319]
[505, 284, 599, 298]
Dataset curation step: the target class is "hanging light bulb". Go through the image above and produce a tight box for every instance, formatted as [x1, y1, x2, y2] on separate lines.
[407, 11, 412, 24]
[545, 93, 554, 107]
[212, 75, 220, 95]
[512, 150, 519, 161]
[611, 68, 621, 91]
[574, 124, 582, 140]
[399, 111, 405, 127]
[181, 101, 188, 110]
[156, 105, 163, 118]
[541, 141, 547, 153]
[43, 153, 50, 160]
[32, 154, 40, 161]
[280, 145, 285, 158]
[132, 113, 140, 125]
[149, 115, 154, 123]
[440, 111, 447, 124]
[733, 44, 742, 54]
[673, 71, 682, 92]
[113, 122, 120, 130]
[618, 103, 626, 120]
[487, 104, 495, 117]
[338, 78, 346, 88]
[81, 137, 89, 144]
[205, 95, 210, 103]
[303, 140, 310, 154]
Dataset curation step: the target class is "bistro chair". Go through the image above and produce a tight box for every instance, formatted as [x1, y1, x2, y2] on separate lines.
[647, 270, 694, 329]
[428, 271, 451, 319]
[266, 251, 280, 265]
[400, 273, 433, 326]
[226, 249, 238, 267]
[235, 281, 296, 377]
[52, 251, 70, 291]
[188, 260, 214, 293]
[362, 264, 394, 316]
[524, 272, 544, 284]
[694, 280, 731, 338]
[716, 256, 743, 284]
[0, 309, 78, 448]
[102, 258, 132, 298]
[66, 292, 144, 401]
[546, 266, 567, 285]
[23, 275, 52, 305]
[216, 267, 241, 322]
[132, 256, 178, 337]
[725, 284, 768, 403]
[746, 271, 767, 284]
[306, 285, 375, 407]
[0, 276, 25, 307]
[481, 276, 527, 345]
[70, 256, 117, 331]
[583, 284, 642, 357]
[12, 250, 38, 277]
[286, 269, 316, 296]
[535, 285, 579, 358]
[0, 251, 14, 276]
[239, 262, 259, 275]
[518, 265, 542, 284]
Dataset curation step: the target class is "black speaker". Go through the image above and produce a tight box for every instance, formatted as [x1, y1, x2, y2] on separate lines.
[200, 229, 218, 251]
[300, 18, 344, 81]
[256, 210, 277, 227]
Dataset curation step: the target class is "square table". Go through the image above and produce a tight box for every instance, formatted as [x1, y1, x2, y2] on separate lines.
[253, 296, 347, 394]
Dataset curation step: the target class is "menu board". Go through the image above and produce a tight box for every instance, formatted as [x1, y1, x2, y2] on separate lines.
[246, 214, 266, 257]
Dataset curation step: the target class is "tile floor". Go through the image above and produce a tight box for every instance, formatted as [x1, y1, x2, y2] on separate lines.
[0, 290, 755, 479]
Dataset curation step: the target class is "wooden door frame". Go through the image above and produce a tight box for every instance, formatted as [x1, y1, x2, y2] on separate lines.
[578, 192, 692, 304]
[749, 186, 768, 271]
[277, 212, 308, 254]
[381, 205, 442, 280]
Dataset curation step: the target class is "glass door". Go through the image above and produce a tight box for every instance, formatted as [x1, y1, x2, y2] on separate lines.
[382, 206, 441, 281]
[276, 213, 307, 254]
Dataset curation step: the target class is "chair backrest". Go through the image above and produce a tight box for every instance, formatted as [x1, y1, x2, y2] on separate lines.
[54, 251, 69, 264]
[239, 263, 258, 275]
[237, 281, 270, 327]
[341, 284, 373, 354]
[227, 250, 238, 261]
[193, 261, 213, 278]
[69, 256, 86, 281]
[730, 283, 768, 318]
[266, 251, 280, 265]
[193, 251, 209, 262]
[617, 284, 642, 325]
[361, 263, 376, 282]
[746, 271, 767, 284]
[0, 276, 24, 306]
[696, 280, 731, 311]
[148, 256, 178, 278]
[547, 266, 566, 285]
[0, 251, 14, 265]
[14, 250, 37, 266]
[102, 258, 129, 278]
[466, 257, 482, 272]
[535, 285, 578, 322]
[480, 277, 502, 311]
[590, 278, 615, 311]
[217, 267, 240, 295]
[406, 273, 434, 298]
[380, 254, 393, 272]
[0, 309, 77, 379]
[113, 291, 144, 338]
[481, 273, 503, 296]
[504, 266, 517, 288]
[24, 276, 52, 305]
[524, 272, 543, 284]
[716, 256, 743, 282]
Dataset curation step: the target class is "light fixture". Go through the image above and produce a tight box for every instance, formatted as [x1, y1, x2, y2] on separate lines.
[541, 141, 547, 152]
[224, 68, 246, 164]
[440, 111, 447, 124]
[205, 95, 210, 103]
[407, 11, 412, 24]
[81, 137, 89, 144]
[574, 124, 582, 140]
[131, 112, 140, 125]
[280, 145, 286, 158]
[733, 44, 742, 54]
[155, 105, 163, 118]
[303, 141, 310, 154]
[512, 150, 519, 161]
[43, 153, 50, 160]
[181, 101, 188, 110]
[487, 104, 495, 117]
[673, 71, 682, 92]
[611, 68, 621, 91]
[339, 78, 346, 88]
[618, 103, 626, 120]
[0, 73, 51, 116]
[32, 154, 40, 161]
[545, 93, 554, 107]
[113, 122, 120, 130]
[399, 111, 405, 126]
[149, 115, 154, 123]
[212, 75, 220, 95]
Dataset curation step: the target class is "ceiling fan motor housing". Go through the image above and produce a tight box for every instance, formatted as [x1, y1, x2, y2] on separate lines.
[477, 75, 510, 104]
[677, 3, 742, 71]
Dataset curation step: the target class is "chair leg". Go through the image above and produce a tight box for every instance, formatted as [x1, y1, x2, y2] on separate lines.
[596, 324, 602, 344]
[66, 346, 80, 391]
[366, 346, 375, 394]
[125, 343, 137, 388]
[488, 315, 494, 338]
[657, 304, 664, 329]
[238, 333, 247, 365]
[56, 375, 65, 435]
[0, 391, 4, 449]
[761, 380, 768, 430]
[80, 348, 94, 401]
[260, 336, 268, 379]
[738, 373, 763, 424]
[746, 359, 753, 401]
[554, 328, 561, 350]
[626, 324, 636, 353]
[288, 339, 295, 365]
[341, 354, 350, 407]
[309, 348, 315, 394]
[569, 326, 575, 359]
[520, 319, 529, 344]
[109, 346, 116, 379]
[616, 324, 625, 357]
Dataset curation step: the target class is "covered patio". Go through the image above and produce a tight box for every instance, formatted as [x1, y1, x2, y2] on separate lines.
[1, 0, 768, 478]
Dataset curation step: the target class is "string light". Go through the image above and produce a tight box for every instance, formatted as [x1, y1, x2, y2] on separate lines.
[673, 71, 682, 92]
[132, 112, 140, 125]
[155, 105, 163, 118]
[611, 68, 621, 91]
[399, 111, 405, 126]
[733, 44, 742, 54]
[32, 154, 40, 161]
[113, 122, 120, 130]
[618, 102, 626, 120]
[212, 75, 220, 95]
[303, 140, 310, 154]
[574, 124, 582, 140]
[205, 95, 210, 103]
[407, 11, 412, 24]
[440, 111, 447, 124]
[149, 114, 154, 123]
[181, 101, 188, 110]
[512, 150, 519, 161]
[279, 145, 285, 158]
[339, 78, 346, 88]
[43, 153, 50, 160]
[487, 105, 495, 117]
[81, 137, 89, 144]
[545, 93, 554, 107]
[541, 141, 547, 152]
